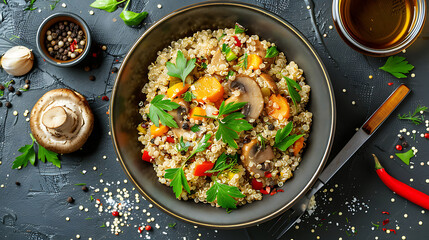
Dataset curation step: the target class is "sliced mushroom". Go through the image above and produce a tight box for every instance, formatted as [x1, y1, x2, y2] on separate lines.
[211, 49, 227, 69]
[167, 98, 198, 141]
[251, 40, 275, 71]
[241, 139, 274, 177]
[225, 76, 264, 120]
[260, 73, 278, 94]
[30, 88, 94, 154]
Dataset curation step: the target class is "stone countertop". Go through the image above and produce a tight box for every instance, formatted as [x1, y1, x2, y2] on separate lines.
[1, 0, 428, 239]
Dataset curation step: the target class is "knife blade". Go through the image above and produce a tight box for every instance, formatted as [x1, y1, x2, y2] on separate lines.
[312, 84, 410, 194]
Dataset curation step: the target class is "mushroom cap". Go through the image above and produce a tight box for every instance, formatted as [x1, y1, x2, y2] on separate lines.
[168, 98, 196, 141]
[225, 76, 264, 120]
[30, 88, 94, 154]
[259, 73, 278, 94]
[241, 139, 274, 176]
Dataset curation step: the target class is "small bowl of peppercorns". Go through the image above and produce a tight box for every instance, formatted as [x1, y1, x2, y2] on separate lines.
[36, 12, 92, 67]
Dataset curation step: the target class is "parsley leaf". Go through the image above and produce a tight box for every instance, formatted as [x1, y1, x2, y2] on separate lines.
[379, 56, 414, 78]
[38, 145, 61, 168]
[237, 52, 248, 69]
[273, 122, 304, 151]
[176, 136, 191, 152]
[395, 149, 414, 165]
[234, 23, 246, 34]
[24, 0, 37, 11]
[398, 105, 427, 125]
[218, 101, 247, 116]
[205, 153, 238, 174]
[182, 91, 196, 102]
[90, 0, 125, 12]
[148, 95, 180, 128]
[168, 223, 176, 228]
[12, 142, 36, 169]
[190, 124, 200, 133]
[166, 50, 196, 84]
[207, 181, 245, 209]
[187, 134, 211, 160]
[165, 167, 190, 198]
[284, 76, 301, 107]
[50, 0, 60, 10]
[120, 0, 148, 26]
[265, 46, 279, 58]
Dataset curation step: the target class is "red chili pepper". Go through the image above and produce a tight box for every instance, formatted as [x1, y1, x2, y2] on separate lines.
[381, 211, 390, 215]
[373, 154, 429, 210]
[390, 229, 396, 234]
[270, 191, 276, 196]
[382, 228, 387, 231]
[395, 145, 402, 151]
[388, 82, 393, 86]
[382, 219, 389, 225]
[112, 211, 119, 217]
[277, 189, 284, 192]
[145, 225, 152, 231]
[251, 178, 263, 190]
[138, 226, 144, 233]
[260, 189, 269, 195]
[232, 36, 242, 47]
[101, 96, 109, 101]
[70, 44, 75, 52]
[166, 136, 175, 143]
[142, 150, 153, 162]
[265, 171, 272, 178]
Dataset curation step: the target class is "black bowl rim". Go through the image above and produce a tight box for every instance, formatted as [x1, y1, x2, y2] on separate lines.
[110, 1, 336, 228]
[36, 12, 92, 67]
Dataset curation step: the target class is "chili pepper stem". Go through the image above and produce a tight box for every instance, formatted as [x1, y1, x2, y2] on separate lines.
[372, 154, 383, 170]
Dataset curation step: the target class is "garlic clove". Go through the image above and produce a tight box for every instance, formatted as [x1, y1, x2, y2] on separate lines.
[0, 46, 34, 76]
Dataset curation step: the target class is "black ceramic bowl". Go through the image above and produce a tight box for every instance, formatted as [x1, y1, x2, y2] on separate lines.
[36, 12, 92, 67]
[110, 1, 335, 228]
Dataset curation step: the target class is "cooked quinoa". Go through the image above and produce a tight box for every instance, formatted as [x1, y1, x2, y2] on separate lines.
[138, 27, 312, 208]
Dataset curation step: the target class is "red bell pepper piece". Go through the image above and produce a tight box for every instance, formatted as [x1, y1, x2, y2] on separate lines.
[193, 161, 214, 176]
[251, 178, 263, 190]
[142, 150, 153, 162]
[166, 136, 175, 143]
[232, 36, 242, 47]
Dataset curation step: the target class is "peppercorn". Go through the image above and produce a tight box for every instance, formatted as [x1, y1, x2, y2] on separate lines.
[150, 138, 155, 144]
[8, 86, 14, 92]
[0, 102, 2, 107]
[15, 90, 22, 96]
[402, 141, 408, 148]
[182, 122, 190, 130]
[243, 136, 250, 144]
[111, 67, 119, 73]
[5, 102, 12, 108]
[181, 151, 186, 156]
[0, 85, 4, 90]
[253, 122, 257, 127]
[82, 186, 88, 192]
[84, 66, 91, 72]
[15, 181, 21, 186]
[67, 196, 74, 203]
[89, 75, 96, 81]
[268, 124, 274, 130]
[25, 79, 31, 84]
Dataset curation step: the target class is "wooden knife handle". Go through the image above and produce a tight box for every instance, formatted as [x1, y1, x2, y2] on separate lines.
[362, 84, 410, 134]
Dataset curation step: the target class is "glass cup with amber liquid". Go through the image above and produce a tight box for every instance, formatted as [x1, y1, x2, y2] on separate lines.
[332, 0, 426, 56]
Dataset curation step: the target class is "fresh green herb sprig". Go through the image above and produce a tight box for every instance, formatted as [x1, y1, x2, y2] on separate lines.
[50, 0, 60, 10]
[12, 134, 60, 169]
[182, 91, 196, 102]
[273, 122, 303, 151]
[148, 95, 180, 128]
[218, 33, 226, 41]
[24, 0, 37, 11]
[396, 149, 414, 165]
[74, 183, 87, 186]
[176, 136, 191, 152]
[234, 23, 246, 34]
[284, 76, 301, 107]
[198, 101, 253, 149]
[237, 52, 248, 69]
[120, 0, 148, 26]
[165, 134, 211, 198]
[168, 223, 176, 228]
[265, 46, 279, 58]
[207, 180, 245, 210]
[90, 0, 126, 12]
[257, 134, 266, 150]
[226, 70, 234, 81]
[205, 153, 238, 174]
[371, 222, 380, 230]
[3, 0, 7, 5]
[379, 56, 414, 78]
[166, 50, 196, 84]
[398, 105, 427, 125]
[190, 124, 200, 133]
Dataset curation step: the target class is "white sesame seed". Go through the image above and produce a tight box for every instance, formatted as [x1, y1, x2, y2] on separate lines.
[66, 217, 70, 221]
[422, 210, 425, 214]
[85, 208, 88, 212]
[410, 178, 414, 182]
[295, 225, 299, 229]
[76, 234, 80, 239]
[323, 34, 327, 37]
[124, 179, 128, 183]
[369, 75, 373, 79]
[419, 221, 423, 225]
[79, 205, 84, 210]
[342, 89, 347, 93]
[352, 101, 356, 105]
[61, 3, 67, 7]
[89, 10, 94, 15]
[339, 212, 342, 216]
[13, 111, 18, 116]
[402, 236, 406, 240]
[391, 198, 395, 202]
[26, 118, 30, 122]
[103, 155, 107, 159]
[149, 204, 153, 208]
[411, 73, 415, 78]
[412, 130, 416, 133]
[426, 179, 429, 183]
[93, 166, 97, 171]
[157, 4, 162, 8]
[404, 213, 408, 218]
[329, 25, 333, 29]
[306, 5, 311, 9]
[386, 229, 391, 233]
[406, 132, 410, 135]
[100, 179, 104, 183]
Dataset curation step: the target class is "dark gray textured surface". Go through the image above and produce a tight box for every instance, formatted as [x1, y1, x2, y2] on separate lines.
[0, 0, 428, 239]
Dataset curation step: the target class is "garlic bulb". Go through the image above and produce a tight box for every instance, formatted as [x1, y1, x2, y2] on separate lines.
[0, 46, 34, 76]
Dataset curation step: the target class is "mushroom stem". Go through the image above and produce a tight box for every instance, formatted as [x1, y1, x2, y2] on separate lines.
[42, 106, 78, 133]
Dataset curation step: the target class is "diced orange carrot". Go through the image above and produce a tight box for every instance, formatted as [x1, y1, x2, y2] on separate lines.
[189, 107, 206, 121]
[267, 94, 290, 120]
[192, 76, 224, 103]
[293, 137, 305, 156]
[150, 124, 169, 137]
[167, 82, 190, 99]
[193, 161, 215, 176]
[247, 54, 263, 70]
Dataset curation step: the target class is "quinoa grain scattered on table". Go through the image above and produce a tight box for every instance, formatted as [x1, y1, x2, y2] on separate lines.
[138, 27, 312, 208]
